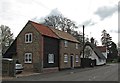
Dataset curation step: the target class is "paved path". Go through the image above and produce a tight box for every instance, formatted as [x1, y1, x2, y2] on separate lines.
[3, 63, 119, 81]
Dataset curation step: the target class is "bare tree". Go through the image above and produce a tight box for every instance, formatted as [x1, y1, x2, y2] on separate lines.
[39, 9, 88, 45]
[43, 15, 78, 34]
[0, 25, 14, 56]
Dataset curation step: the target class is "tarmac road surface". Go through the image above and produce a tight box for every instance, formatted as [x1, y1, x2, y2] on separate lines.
[3, 63, 119, 81]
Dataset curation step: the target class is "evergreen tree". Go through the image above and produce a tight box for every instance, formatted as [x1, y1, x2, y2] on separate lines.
[101, 29, 112, 53]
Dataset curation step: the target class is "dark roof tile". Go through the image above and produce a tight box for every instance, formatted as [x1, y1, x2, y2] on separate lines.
[50, 28, 79, 43]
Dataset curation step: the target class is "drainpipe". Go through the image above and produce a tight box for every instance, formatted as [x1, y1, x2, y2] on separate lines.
[0, 28, 2, 77]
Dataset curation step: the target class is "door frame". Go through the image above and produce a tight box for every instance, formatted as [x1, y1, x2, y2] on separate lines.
[70, 55, 74, 69]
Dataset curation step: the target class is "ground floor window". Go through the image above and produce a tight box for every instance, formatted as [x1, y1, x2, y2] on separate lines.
[48, 54, 54, 63]
[64, 54, 68, 63]
[24, 53, 32, 63]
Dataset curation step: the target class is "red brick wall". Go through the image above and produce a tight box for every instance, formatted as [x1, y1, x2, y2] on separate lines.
[17, 23, 43, 72]
[59, 40, 81, 69]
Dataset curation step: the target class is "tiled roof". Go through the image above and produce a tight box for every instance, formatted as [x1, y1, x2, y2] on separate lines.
[85, 42, 106, 60]
[30, 21, 59, 39]
[50, 28, 79, 43]
[97, 46, 106, 52]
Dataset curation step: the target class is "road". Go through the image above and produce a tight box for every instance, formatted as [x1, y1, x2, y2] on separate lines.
[3, 63, 119, 81]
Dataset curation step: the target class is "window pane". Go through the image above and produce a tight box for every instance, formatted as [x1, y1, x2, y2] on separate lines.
[29, 59, 32, 61]
[76, 55, 79, 62]
[25, 35, 29, 42]
[25, 33, 32, 43]
[25, 59, 28, 62]
[29, 34, 32, 42]
[64, 40, 68, 47]
[48, 54, 54, 63]
[64, 54, 68, 62]
[25, 53, 32, 63]
[76, 43, 78, 49]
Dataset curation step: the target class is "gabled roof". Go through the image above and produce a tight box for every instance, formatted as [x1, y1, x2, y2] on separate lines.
[50, 28, 79, 43]
[85, 42, 106, 60]
[97, 46, 106, 52]
[29, 21, 59, 39]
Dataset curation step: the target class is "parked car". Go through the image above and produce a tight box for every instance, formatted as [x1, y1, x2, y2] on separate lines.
[15, 59, 24, 74]
[2, 58, 23, 74]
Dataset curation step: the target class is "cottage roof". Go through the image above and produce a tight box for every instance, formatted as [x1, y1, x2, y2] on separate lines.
[30, 21, 59, 39]
[50, 28, 79, 43]
[85, 42, 106, 60]
[97, 46, 106, 52]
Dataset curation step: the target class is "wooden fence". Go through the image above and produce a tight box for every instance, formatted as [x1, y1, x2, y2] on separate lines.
[2, 59, 15, 77]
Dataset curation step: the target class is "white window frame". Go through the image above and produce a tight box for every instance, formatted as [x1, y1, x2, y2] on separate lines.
[48, 54, 54, 63]
[75, 55, 79, 63]
[64, 40, 68, 47]
[24, 53, 32, 63]
[76, 43, 78, 49]
[25, 33, 32, 43]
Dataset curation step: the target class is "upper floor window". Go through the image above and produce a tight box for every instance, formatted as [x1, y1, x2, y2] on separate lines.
[76, 43, 78, 49]
[64, 40, 68, 47]
[25, 33, 32, 43]
[24, 53, 32, 63]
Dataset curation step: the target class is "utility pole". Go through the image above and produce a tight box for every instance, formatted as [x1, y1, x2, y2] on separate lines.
[0, 28, 2, 58]
[83, 25, 85, 58]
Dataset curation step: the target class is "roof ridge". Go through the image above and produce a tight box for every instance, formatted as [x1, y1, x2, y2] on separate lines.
[29, 20, 45, 27]
[52, 28, 75, 37]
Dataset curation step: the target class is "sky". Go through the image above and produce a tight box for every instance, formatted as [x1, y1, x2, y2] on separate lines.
[0, 0, 119, 45]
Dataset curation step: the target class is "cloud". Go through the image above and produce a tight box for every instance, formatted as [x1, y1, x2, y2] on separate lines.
[94, 5, 118, 20]
[78, 19, 96, 27]
[47, 8, 63, 16]
[110, 29, 120, 33]
[31, 8, 63, 22]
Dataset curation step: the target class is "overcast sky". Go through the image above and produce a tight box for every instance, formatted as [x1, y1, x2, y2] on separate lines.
[0, 0, 119, 45]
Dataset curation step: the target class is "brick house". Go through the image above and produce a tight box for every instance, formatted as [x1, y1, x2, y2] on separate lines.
[51, 28, 81, 69]
[4, 20, 81, 73]
[4, 21, 60, 73]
